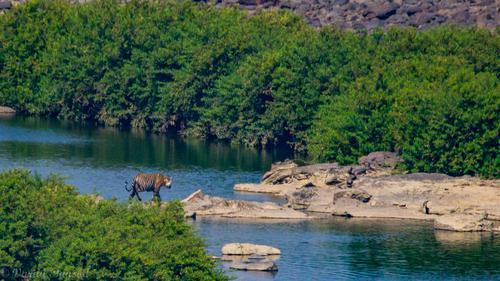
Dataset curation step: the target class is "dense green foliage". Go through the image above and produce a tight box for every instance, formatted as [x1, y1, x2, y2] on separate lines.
[0, 169, 227, 280]
[0, 0, 498, 177]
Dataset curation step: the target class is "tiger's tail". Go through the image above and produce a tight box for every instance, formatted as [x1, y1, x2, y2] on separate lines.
[124, 180, 132, 192]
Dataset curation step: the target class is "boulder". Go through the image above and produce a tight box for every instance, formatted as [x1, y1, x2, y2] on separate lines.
[261, 160, 298, 184]
[334, 189, 372, 203]
[358, 151, 402, 170]
[366, 3, 399, 20]
[222, 243, 281, 255]
[261, 160, 339, 185]
[230, 261, 278, 271]
[0, 106, 16, 114]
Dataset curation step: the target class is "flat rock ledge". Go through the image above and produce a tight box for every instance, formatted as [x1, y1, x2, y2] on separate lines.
[0, 106, 15, 114]
[434, 214, 500, 232]
[181, 189, 309, 219]
[234, 183, 299, 196]
[231, 152, 500, 232]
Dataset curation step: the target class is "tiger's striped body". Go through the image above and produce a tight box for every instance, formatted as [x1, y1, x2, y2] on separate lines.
[127, 173, 172, 201]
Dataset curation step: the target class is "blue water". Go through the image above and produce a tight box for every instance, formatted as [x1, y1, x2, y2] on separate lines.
[1, 115, 499, 281]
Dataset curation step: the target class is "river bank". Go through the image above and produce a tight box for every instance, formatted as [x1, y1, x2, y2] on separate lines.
[182, 152, 500, 232]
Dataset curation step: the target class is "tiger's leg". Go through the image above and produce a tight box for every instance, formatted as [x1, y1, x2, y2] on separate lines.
[152, 191, 161, 202]
[136, 191, 142, 201]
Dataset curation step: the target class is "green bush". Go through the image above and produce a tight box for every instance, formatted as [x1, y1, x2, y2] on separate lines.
[0, 169, 227, 280]
[0, 0, 498, 177]
[308, 28, 499, 178]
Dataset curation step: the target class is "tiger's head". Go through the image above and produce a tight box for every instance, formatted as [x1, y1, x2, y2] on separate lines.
[163, 175, 172, 189]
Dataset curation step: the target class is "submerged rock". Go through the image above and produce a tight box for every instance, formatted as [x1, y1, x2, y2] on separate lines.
[221, 243, 281, 255]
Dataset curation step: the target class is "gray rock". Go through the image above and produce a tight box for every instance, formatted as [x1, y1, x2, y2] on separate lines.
[410, 12, 435, 26]
[358, 151, 402, 170]
[287, 188, 318, 210]
[401, 4, 422, 16]
[374, 3, 399, 20]
[334, 189, 372, 203]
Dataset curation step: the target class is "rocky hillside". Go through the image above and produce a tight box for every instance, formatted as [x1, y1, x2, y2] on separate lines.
[1, 0, 498, 29]
[221, 0, 499, 29]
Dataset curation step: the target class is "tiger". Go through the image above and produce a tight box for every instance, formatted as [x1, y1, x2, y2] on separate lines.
[125, 173, 172, 201]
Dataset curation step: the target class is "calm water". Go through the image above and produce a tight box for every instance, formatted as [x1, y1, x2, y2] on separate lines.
[1, 115, 499, 281]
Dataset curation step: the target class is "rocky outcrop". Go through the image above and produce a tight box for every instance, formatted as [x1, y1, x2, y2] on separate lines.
[259, 160, 350, 188]
[181, 189, 309, 219]
[233, 152, 500, 232]
[0, 106, 16, 115]
[222, 243, 281, 255]
[248, 152, 400, 192]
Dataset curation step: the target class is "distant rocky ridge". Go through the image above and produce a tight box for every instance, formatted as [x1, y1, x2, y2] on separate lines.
[1, 0, 498, 30]
[218, 0, 499, 29]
